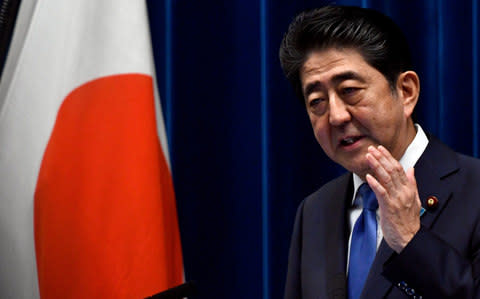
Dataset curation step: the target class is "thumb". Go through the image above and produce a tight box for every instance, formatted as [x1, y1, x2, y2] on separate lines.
[406, 167, 421, 205]
[406, 167, 415, 184]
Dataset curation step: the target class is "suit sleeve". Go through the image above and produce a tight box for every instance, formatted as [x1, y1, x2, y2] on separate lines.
[382, 225, 480, 298]
[284, 200, 305, 299]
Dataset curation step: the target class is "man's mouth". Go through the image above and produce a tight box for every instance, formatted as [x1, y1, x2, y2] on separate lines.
[339, 136, 363, 147]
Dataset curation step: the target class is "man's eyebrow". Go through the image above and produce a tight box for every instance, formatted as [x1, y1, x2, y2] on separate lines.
[303, 71, 367, 98]
[331, 71, 366, 85]
[304, 81, 322, 98]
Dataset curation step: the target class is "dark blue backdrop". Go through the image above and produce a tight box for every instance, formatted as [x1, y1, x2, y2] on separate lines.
[146, 1, 480, 298]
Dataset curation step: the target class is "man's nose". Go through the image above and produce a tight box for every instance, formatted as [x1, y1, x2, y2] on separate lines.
[328, 95, 351, 126]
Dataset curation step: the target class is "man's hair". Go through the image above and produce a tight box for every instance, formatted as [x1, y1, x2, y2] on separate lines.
[279, 6, 413, 101]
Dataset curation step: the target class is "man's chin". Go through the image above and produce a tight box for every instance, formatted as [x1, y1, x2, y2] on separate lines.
[341, 160, 369, 179]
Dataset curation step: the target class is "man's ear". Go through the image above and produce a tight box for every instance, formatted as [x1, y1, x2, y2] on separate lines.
[396, 71, 420, 118]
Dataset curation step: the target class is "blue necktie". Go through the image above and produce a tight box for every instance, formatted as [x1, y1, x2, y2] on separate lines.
[347, 183, 378, 299]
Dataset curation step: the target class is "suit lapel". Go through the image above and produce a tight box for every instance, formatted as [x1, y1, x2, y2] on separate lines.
[323, 173, 352, 299]
[360, 239, 395, 298]
[360, 136, 459, 299]
[415, 136, 459, 229]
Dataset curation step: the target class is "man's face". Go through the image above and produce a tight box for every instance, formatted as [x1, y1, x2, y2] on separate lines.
[300, 48, 417, 178]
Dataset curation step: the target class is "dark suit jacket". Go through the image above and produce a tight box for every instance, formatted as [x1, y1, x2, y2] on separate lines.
[284, 136, 480, 299]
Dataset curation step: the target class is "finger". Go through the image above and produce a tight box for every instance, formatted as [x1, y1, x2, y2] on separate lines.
[366, 151, 394, 192]
[377, 145, 397, 163]
[367, 146, 401, 190]
[365, 173, 389, 208]
[406, 168, 421, 206]
[376, 145, 408, 185]
[406, 167, 416, 186]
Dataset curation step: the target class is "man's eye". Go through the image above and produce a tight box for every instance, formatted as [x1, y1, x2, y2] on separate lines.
[309, 98, 324, 107]
[342, 87, 358, 95]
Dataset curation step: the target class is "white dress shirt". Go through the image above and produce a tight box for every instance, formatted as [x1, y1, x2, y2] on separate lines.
[346, 124, 429, 272]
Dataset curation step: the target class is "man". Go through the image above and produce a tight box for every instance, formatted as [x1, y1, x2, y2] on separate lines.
[279, 6, 480, 299]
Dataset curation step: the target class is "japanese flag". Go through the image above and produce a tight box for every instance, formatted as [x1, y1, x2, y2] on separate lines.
[0, 0, 183, 297]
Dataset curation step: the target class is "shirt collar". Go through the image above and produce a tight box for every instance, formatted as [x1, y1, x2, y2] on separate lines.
[351, 124, 429, 204]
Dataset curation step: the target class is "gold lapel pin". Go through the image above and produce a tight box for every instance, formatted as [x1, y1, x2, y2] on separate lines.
[426, 196, 439, 210]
